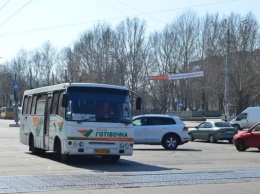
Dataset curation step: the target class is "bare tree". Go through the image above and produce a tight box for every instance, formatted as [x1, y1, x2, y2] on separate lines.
[147, 26, 180, 113]
[0, 64, 13, 106]
[228, 13, 260, 113]
[40, 41, 59, 85]
[2, 12, 260, 115]
[170, 11, 201, 111]
[188, 13, 225, 112]
[30, 41, 59, 86]
[115, 18, 148, 103]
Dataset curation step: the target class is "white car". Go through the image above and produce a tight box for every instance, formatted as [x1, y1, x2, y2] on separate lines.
[132, 114, 189, 150]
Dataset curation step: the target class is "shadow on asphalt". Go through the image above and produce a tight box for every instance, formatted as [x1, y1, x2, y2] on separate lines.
[134, 148, 201, 152]
[191, 140, 233, 144]
[26, 152, 182, 172]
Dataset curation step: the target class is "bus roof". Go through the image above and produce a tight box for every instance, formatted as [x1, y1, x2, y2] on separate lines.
[23, 83, 129, 95]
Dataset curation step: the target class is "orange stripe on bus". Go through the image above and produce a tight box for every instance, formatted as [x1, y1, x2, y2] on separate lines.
[68, 136, 133, 142]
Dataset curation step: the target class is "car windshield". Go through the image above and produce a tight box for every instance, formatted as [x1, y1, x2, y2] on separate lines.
[64, 87, 131, 123]
[215, 122, 232, 127]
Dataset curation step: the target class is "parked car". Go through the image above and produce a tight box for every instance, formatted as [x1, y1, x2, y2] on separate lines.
[0, 107, 14, 119]
[188, 121, 238, 143]
[233, 122, 260, 151]
[132, 114, 189, 150]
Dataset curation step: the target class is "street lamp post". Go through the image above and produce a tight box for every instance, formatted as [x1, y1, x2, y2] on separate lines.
[13, 73, 19, 125]
[224, 27, 231, 121]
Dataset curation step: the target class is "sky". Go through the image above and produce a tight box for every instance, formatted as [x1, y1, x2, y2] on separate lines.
[0, 0, 259, 63]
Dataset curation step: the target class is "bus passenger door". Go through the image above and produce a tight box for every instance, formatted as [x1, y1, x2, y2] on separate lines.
[44, 95, 52, 149]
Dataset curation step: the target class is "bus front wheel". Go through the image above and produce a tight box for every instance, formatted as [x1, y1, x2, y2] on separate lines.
[54, 139, 69, 163]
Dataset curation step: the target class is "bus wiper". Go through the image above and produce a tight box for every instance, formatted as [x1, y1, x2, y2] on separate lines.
[96, 117, 131, 124]
[96, 117, 118, 122]
[77, 116, 131, 124]
[77, 116, 116, 123]
[77, 116, 97, 123]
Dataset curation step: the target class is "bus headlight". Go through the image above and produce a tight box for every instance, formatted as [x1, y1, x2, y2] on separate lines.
[79, 142, 84, 147]
[120, 143, 130, 149]
[125, 143, 129, 148]
[120, 143, 124, 148]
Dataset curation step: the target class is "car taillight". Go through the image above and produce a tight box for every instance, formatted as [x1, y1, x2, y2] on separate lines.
[182, 126, 188, 131]
[218, 129, 225, 133]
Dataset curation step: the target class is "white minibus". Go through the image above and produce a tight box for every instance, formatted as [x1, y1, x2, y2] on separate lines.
[20, 83, 141, 162]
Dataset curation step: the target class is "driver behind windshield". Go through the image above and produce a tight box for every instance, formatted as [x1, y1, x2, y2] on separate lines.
[97, 102, 114, 118]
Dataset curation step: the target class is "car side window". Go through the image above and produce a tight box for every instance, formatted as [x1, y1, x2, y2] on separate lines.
[205, 122, 213, 128]
[198, 122, 206, 128]
[146, 117, 159, 125]
[154, 118, 163, 125]
[133, 118, 142, 126]
[237, 113, 247, 121]
[140, 118, 147, 126]
[134, 116, 177, 126]
[162, 118, 176, 125]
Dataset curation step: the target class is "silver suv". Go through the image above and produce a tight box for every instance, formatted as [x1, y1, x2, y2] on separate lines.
[132, 114, 189, 150]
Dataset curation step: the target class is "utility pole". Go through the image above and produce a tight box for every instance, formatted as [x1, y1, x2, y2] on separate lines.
[29, 68, 33, 89]
[10, 72, 20, 127]
[14, 73, 19, 125]
[224, 27, 231, 121]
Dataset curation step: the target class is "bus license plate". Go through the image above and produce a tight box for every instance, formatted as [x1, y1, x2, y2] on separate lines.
[94, 149, 110, 154]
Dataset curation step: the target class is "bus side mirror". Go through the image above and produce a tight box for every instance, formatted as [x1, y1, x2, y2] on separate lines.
[62, 94, 68, 107]
[136, 96, 142, 110]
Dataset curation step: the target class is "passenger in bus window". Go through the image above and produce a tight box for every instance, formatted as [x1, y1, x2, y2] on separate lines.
[97, 102, 114, 118]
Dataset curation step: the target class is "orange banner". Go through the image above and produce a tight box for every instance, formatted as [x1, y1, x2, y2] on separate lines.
[149, 75, 169, 80]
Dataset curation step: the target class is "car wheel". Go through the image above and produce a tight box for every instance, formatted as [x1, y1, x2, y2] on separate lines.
[228, 140, 233, 144]
[162, 135, 179, 150]
[233, 124, 241, 130]
[235, 139, 247, 151]
[208, 135, 216, 143]
[188, 133, 194, 141]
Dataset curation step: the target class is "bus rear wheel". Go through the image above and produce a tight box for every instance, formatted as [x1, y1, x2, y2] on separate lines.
[29, 135, 46, 155]
[29, 137, 37, 154]
[29, 135, 39, 155]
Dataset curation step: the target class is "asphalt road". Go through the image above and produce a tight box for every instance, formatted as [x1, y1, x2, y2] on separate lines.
[1, 119, 259, 194]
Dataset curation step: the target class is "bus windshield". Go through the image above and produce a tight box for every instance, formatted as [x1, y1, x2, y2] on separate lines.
[65, 87, 132, 123]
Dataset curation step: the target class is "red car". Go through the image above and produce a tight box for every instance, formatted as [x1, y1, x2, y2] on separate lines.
[233, 122, 260, 151]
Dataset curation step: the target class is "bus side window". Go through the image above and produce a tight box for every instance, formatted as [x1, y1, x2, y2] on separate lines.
[51, 91, 60, 115]
[26, 96, 32, 114]
[22, 96, 28, 115]
[58, 91, 65, 117]
[36, 94, 47, 115]
[31, 95, 37, 115]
